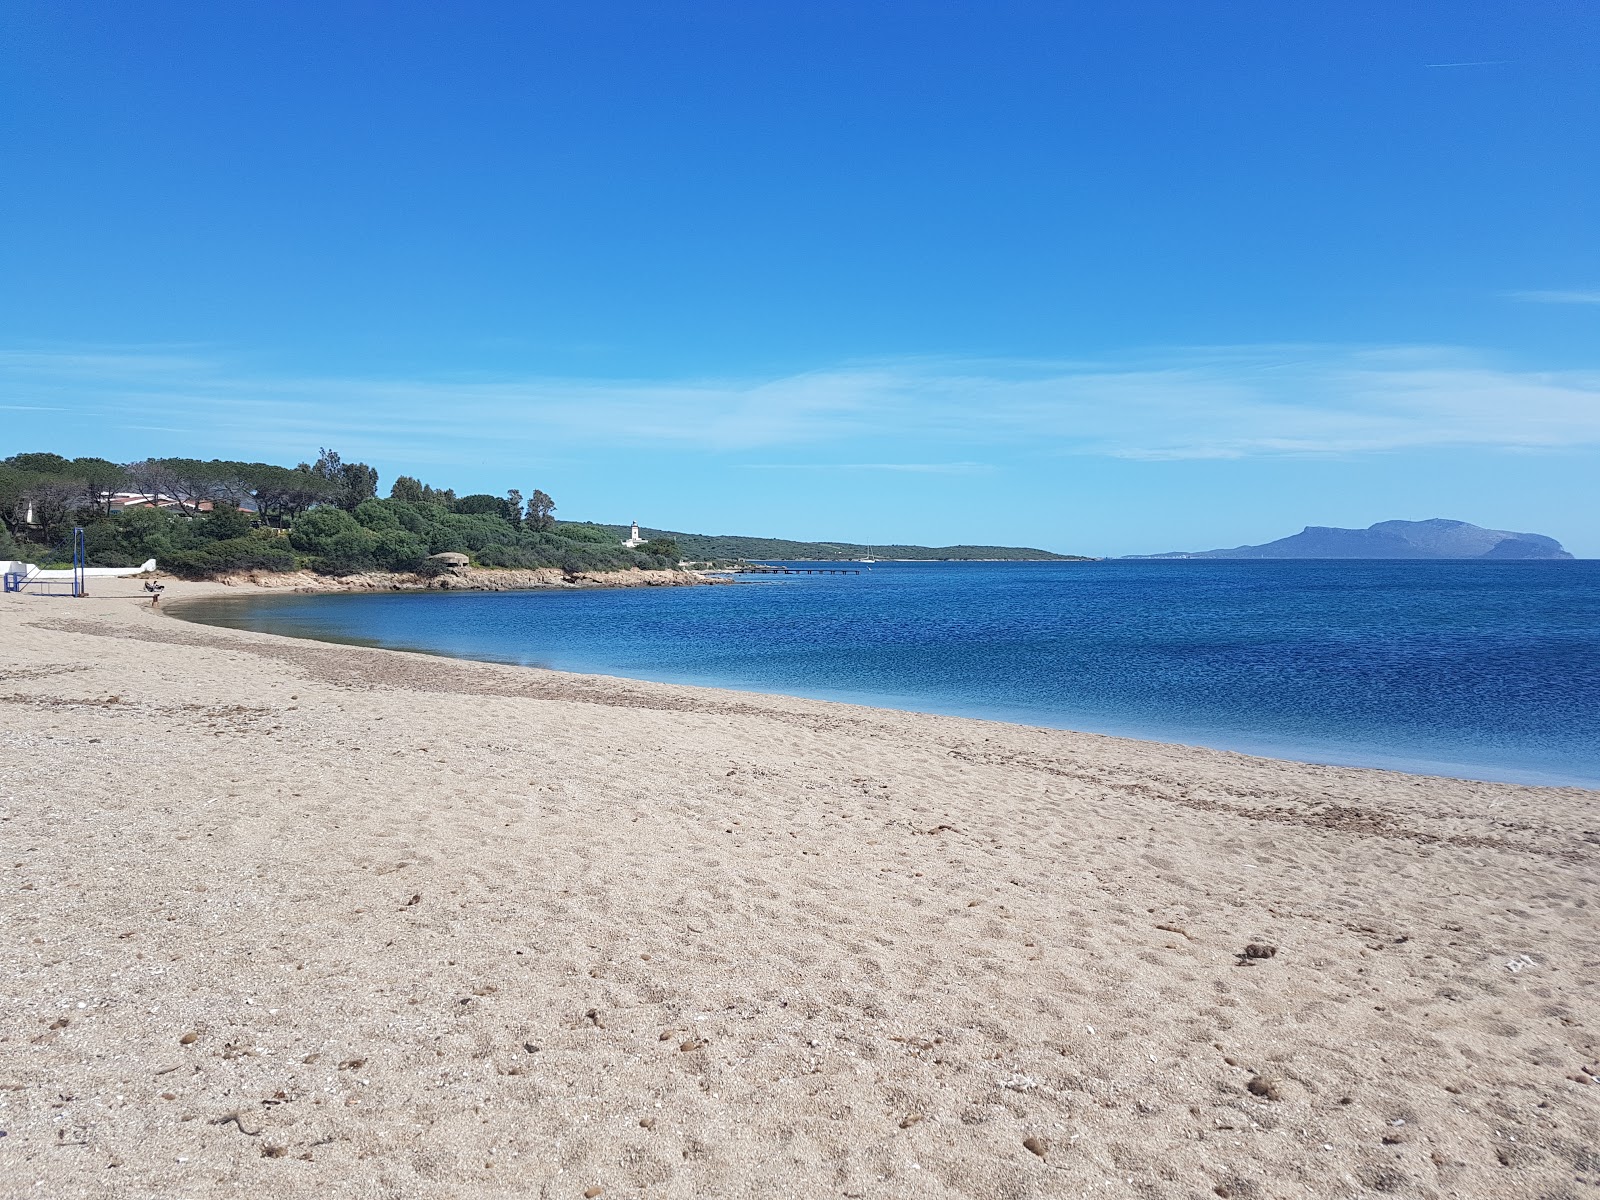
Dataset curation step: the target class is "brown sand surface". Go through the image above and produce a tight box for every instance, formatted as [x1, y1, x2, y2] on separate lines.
[2, 578, 1596, 1200]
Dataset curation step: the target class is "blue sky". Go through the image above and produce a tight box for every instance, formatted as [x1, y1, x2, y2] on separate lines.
[3, 2, 1597, 555]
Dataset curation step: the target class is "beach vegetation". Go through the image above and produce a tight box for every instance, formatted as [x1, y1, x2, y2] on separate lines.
[2, 449, 627, 578]
[643, 537, 681, 561]
[6, 444, 1042, 578]
[159, 534, 297, 578]
[552, 522, 615, 544]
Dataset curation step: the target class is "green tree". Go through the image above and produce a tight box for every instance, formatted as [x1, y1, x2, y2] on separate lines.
[289, 506, 360, 549]
[99, 506, 178, 563]
[70, 457, 129, 517]
[455, 493, 513, 519]
[506, 488, 523, 527]
[527, 488, 556, 532]
[1, 454, 107, 538]
[246, 464, 318, 526]
[0, 463, 50, 535]
[311, 448, 380, 511]
[3, 452, 72, 475]
[194, 503, 254, 541]
[343, 463, 379, 509]
[285, 508, 347, 568]
[207, 460, 269, 510]
[161, 459, 228, 515]
[123, 458, 182, 511]
[19, 476, 79, 538]
[390, 475, 425, 503]
[354, 498, 401, 530]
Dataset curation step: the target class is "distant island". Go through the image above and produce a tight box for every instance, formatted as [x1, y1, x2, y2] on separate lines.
[1130, 518, 1574, 561]
[588, 525, 1085, 562]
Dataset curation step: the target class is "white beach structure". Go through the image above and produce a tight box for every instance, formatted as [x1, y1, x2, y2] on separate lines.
[2, 559, 157, 584]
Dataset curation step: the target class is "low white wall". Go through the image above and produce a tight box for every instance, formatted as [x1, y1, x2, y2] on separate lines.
[3, 559, 157, 580]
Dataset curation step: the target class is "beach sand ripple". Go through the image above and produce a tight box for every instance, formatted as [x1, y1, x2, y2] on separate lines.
[2, 579, 1596, 1199]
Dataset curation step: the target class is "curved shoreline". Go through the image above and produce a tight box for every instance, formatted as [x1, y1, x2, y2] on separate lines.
[3, 572, 1597, 1197]
[17, 574, 1600, 804]
[165, 575, 1600, 791]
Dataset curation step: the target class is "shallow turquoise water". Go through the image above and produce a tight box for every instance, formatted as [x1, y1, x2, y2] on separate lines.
[176, 560, 1600, 787]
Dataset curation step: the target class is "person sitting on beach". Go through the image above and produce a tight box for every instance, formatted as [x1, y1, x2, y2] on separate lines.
[144, 578, 165, 606]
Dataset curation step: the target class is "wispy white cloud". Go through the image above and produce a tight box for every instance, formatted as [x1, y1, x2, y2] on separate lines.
[4, 343, 1600, 463]
[1424, 60, 1510, 69]
[1507, 289, 1600, 305]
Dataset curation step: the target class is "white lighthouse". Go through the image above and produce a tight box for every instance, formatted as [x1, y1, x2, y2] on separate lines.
[622, 520, 645, 548]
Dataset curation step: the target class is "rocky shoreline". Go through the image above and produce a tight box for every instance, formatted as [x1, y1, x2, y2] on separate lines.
[195, 565, 727, 593]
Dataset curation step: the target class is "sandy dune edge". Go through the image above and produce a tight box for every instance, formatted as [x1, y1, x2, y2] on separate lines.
[1, 579, 1596, 1200]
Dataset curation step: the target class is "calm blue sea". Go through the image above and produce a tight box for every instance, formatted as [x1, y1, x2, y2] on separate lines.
[177, 560, 1600, 787]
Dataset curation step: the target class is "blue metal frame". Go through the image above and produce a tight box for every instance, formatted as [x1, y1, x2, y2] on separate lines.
[2, 527, 87, 596]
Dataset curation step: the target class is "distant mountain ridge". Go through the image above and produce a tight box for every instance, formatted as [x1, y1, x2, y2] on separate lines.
[1133, 518, 1573, 561]
[590, 525, 1086, 562]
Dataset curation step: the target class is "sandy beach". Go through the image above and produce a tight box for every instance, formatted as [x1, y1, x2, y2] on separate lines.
[2, 577, 1596, 1200]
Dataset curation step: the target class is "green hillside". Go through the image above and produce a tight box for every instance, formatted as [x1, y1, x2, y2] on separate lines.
[0, 445, 1092, 576]
[587, 525, 1090, 562]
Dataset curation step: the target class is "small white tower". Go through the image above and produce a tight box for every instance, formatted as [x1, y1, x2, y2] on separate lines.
[622, 520, 645, 548]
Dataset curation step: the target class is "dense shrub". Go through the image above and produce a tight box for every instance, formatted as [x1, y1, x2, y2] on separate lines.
[160, 535, 296, 579]
[454, 493, 515, 520]
[370, 529, 430, 571]
[90, 507, 178, 564]
[353, 498, 401, 531]
[289, 506, 363, 553]
[293, 501, 453, 573]
[472, 543, 545, 569]
[554, 523, 618, 544]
